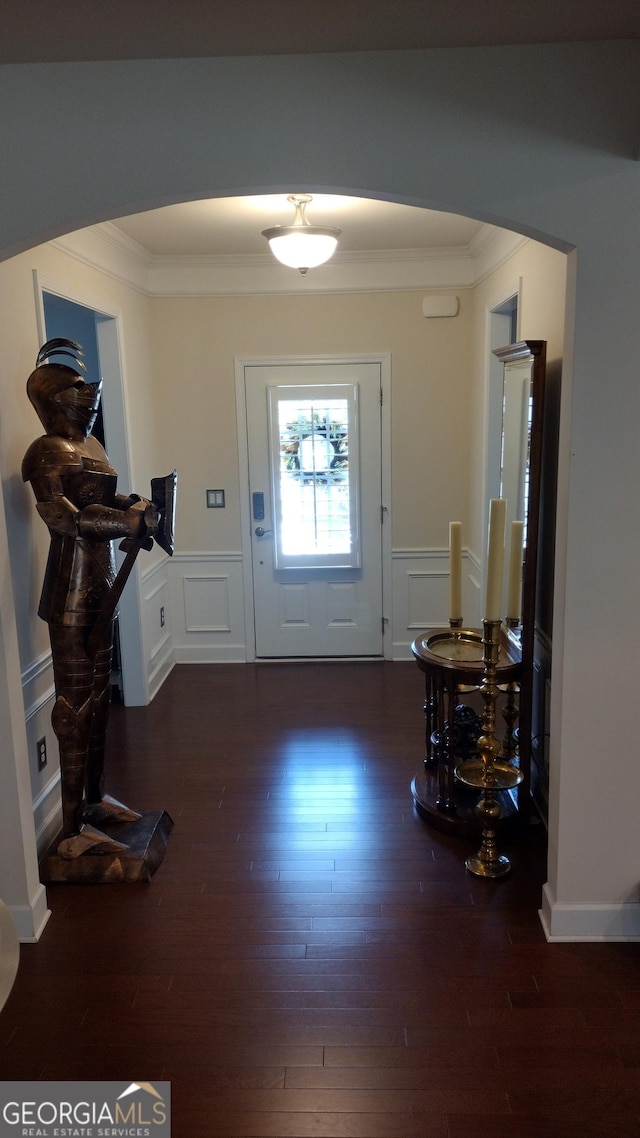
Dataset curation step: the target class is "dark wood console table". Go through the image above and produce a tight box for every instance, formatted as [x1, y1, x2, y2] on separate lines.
[410, 627, 524, 835]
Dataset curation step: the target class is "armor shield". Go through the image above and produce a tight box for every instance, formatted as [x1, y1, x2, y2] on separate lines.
[151, 469, 177, 556]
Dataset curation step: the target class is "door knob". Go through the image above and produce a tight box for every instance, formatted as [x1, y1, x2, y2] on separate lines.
[254, 526, 272, 537]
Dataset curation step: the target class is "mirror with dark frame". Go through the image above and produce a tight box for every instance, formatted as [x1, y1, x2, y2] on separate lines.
[494, 338, 546, 816]
[410, 339, 546, 832]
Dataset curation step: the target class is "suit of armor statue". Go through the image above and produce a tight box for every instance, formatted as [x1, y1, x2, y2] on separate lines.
[22, 341, 159, 859]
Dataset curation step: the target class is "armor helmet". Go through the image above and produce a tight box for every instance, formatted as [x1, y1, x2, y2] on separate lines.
[26, 340, 102, 439]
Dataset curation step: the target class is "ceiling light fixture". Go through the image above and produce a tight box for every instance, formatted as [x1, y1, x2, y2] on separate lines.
[262, 194, 342, 275]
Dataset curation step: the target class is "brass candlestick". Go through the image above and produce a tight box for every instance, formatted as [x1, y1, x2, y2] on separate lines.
[455, 618, 523, 878]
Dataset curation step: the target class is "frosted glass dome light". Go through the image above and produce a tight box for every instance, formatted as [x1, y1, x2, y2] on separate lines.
[262, 195, 341, 275]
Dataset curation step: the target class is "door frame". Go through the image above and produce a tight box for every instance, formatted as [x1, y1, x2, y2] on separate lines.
[33, 270, 149, 705]
[235, 353, 392, 661]
[483, 280, 522, 572]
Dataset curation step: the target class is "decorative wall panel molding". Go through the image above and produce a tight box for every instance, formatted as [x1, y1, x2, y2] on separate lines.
[142, 561, 174, 700]
[169, 552, 246, 663]
[390, 548, 480, 659]
[21, 649, 58, 852]
[183, 575, 231, 632]
[32, 771, 62, 855]
[22, 650, 54, 724]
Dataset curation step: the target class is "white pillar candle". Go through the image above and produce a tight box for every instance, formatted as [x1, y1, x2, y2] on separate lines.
[449, 521, 462, 622]
[485, 498, 506, 622]
[506, 520, 525, 623]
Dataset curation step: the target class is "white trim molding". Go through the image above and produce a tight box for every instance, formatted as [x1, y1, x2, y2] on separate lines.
[540, 883, 640, 942]
[8, 895, 50, 945]
[391, 546, 481, 659]
[52, 222, 528, 298]
[169, 551, 247, 663]
[141, 559, 175, 699]
[32, 771, 62, 856]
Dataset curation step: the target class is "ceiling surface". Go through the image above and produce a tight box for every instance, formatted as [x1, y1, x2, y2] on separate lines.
[1, 0, 638, 63]
[14, 1, 636, 262]
[111, 195, 487, 260]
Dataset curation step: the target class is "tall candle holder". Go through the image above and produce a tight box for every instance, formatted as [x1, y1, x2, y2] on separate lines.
[455, 618, 523, 877]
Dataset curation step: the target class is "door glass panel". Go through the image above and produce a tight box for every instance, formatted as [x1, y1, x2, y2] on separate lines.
[268, 383, 360, 569]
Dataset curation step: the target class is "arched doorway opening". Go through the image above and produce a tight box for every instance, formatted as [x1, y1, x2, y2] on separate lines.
[0, 184, 569, 944]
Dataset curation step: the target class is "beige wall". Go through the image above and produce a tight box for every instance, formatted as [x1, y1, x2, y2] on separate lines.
[150, 288, 473, 554]
[148, 244, 565, 573]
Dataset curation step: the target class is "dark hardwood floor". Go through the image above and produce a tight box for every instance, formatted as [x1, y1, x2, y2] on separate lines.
[3, 662, 640, 1137]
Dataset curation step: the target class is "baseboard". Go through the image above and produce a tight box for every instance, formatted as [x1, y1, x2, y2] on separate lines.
[148, 645, 175, 701]
[173, 646, 248, 664]
[10, 884, 51, 943]
[540, 882, 640, 941]
[392, 639, 422, 661]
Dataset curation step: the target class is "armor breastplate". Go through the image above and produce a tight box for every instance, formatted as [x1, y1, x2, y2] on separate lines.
[62, 468, 118, 509]
[39, 461, 119, 627]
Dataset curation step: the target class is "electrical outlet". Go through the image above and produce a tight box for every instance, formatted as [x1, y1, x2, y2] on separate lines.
[37, 736, 47, 771]
[160, 605, 165, 628]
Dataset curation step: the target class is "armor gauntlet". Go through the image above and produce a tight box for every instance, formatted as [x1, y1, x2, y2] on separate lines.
[77, 499, 159, 546]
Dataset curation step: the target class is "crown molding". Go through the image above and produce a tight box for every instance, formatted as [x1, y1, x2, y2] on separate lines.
[51, 219, 528, 297]
[51, 222, 151, 293]
[146, 246, 476, 296]
[470, 223, 528, 283]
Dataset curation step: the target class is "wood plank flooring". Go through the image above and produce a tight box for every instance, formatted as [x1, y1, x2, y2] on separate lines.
[3, 662, 640, 1137]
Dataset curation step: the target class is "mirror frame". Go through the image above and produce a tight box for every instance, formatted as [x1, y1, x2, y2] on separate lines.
[493, 339, 546, 812]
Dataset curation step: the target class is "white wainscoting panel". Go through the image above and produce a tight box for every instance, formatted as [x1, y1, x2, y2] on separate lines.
[141, 559, 174, 700]
[390, 548, 481, 659]
[22, 651, 60, 852]
[169, 552, 246, 663]
[167, 549, 484, 664]
[32, 771, 62, 855]
[184, 575, 231, 631]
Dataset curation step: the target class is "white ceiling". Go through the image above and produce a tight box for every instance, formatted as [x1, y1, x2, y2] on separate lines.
[111, 194, 487, 260]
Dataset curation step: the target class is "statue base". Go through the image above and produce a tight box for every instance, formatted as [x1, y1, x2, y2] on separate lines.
[39, 810, 174, 883]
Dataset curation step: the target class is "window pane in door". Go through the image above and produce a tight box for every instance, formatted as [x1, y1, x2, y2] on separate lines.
[268, 384, 360, 569]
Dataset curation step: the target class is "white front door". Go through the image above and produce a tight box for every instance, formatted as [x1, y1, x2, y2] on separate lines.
[243, 360, 385, 658]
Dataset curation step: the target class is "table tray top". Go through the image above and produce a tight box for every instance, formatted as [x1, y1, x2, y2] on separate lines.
[411, 627, 521, 682]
